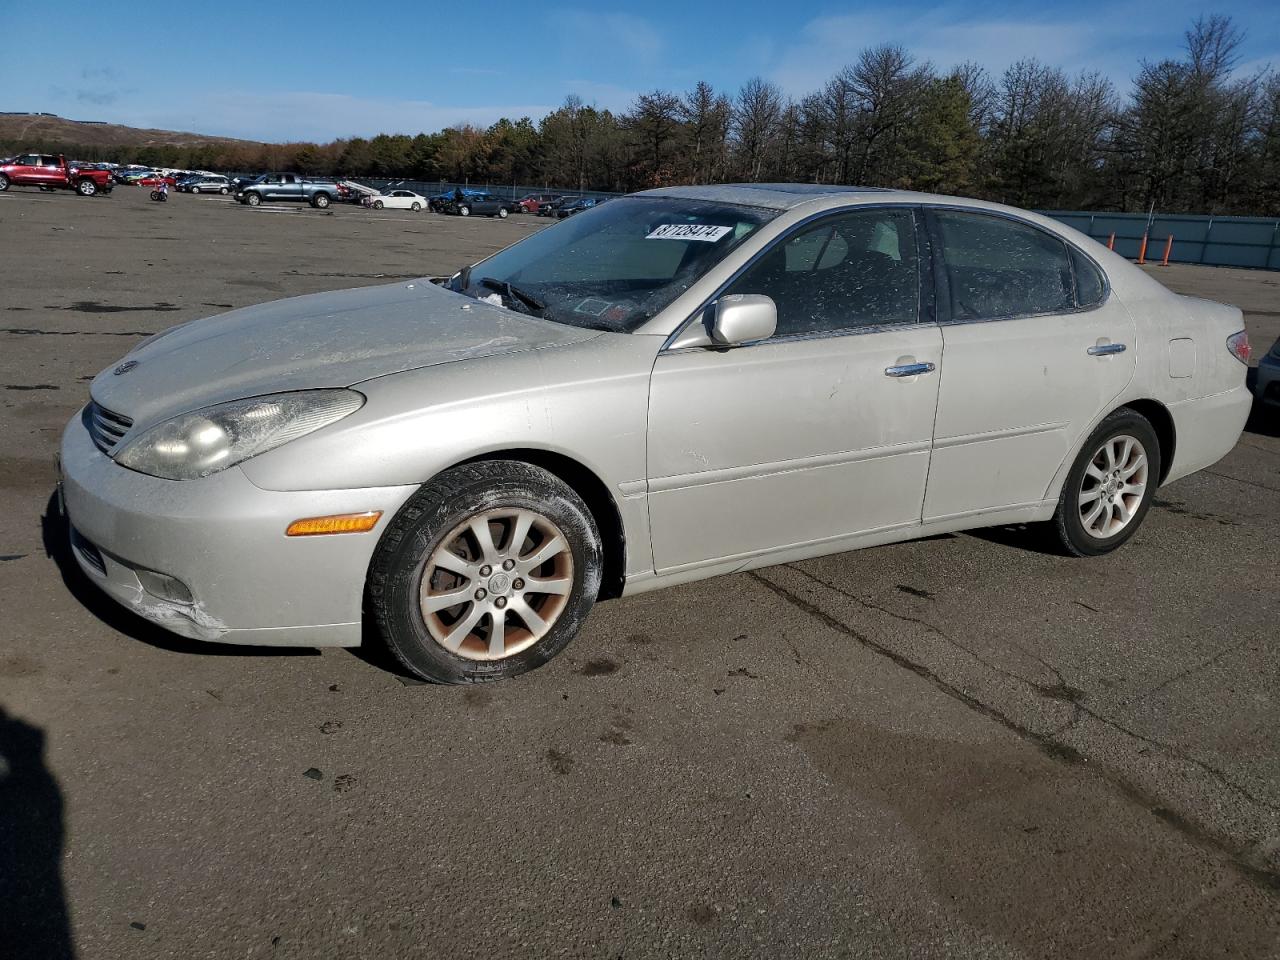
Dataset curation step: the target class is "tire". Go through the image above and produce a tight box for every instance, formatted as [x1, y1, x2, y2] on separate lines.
[0, 174, 9, 191]
[458, 205, 470, 217]
[312, 192, 330, 209]
[411, 202, 421, 212]
[1052, 408, 1161, 557]
[219, 187, 228, 195]
[191, 186, 201, 194]
[77, 179, 97, 196]
[368, 460, 602, 684]
[498, 207, 508, 218]
[373, 199, 384, 210]
[245, 193, 261, 206]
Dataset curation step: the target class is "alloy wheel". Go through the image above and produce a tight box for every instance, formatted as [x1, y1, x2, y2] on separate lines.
[419, 508, 574, 661]
[1079, 434, 1148, 539]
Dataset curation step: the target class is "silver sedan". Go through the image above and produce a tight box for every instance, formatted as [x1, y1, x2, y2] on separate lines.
[61, 184, 1253, 683]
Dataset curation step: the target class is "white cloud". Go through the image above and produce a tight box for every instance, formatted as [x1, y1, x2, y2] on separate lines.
[119, 91, 555, 141]
[550, 9, 663, 64]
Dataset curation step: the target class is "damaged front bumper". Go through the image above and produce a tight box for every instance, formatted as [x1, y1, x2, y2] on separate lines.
[59, 410, 418, 647]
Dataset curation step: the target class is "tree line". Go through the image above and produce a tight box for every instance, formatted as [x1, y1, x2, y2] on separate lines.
[7, 16, 1278, 215]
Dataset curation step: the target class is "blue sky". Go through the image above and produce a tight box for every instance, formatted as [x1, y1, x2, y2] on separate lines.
[2, 1, 1277, 142]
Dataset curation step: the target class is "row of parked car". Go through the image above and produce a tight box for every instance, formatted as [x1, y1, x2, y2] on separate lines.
[0, 152, 612, 221]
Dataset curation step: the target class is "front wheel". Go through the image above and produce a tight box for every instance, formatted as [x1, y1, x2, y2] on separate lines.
[368, 461, 602, 684]
[497, 207, 508, 218]
[245, 193, 261, 206]
[457, 205, 470, 217]
[0, 174, 9, 191]
[411, 202, 421, 212]
[1052, 409, 1161, 557]
[372, 199, 384, 210]
[77, 179, 97, 196]
[191, 186, 201, 194]
[219, 187, 228, 194]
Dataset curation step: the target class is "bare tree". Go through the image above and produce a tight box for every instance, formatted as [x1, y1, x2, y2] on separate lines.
[731, 76, 784, 181]
[679, 81, 732, 183]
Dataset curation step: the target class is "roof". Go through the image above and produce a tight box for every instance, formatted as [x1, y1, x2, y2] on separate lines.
[635, 182, 900, 211]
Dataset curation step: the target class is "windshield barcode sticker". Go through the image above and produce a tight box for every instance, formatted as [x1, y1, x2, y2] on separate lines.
[645, 224, 733, 242]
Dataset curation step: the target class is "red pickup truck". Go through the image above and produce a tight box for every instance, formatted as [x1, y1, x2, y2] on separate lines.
[0, 153, 114, 196]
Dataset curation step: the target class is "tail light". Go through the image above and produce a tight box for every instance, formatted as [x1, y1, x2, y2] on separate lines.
[1226, 330, 1251, 365]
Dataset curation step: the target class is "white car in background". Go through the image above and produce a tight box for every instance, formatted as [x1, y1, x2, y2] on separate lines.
[366, 189, 428, 211]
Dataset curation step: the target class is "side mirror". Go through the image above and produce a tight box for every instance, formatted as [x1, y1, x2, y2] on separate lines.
[709, 294, 777, 347]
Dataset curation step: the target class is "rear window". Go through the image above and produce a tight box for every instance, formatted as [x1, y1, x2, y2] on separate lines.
[1070, 246, 1106, 306]
[933, 210, 1074, 321]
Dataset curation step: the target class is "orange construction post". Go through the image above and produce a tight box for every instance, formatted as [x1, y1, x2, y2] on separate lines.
[1107, 232, 1115, 251]
[1137, 234, 1148, 265]
[1160, 235, 1173, 266]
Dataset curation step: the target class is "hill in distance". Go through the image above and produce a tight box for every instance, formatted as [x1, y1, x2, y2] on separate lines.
[0, 113, 260, 148]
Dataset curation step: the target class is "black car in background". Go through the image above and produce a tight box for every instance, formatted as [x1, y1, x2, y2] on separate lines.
[443, 193, 517, 217]
[556, 196, 605, 218]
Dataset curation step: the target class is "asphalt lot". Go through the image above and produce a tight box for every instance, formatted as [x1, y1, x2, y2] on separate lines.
[1, 185, 1277, 959]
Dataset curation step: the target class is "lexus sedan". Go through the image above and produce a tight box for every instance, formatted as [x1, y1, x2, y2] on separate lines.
[60, 184, 1253, 683]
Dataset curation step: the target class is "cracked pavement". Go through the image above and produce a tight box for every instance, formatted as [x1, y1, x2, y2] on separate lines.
[1, 188, 1277, 958]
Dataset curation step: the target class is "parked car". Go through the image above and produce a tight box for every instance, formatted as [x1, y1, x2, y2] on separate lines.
[430, 188, 485, 213]
[0, 153, 114, 195]
[365, 189, 428, 211]
[236, 173, 337, 208]
[555, 196, 602, 218]
[1255, 337, 1279, 408]
[537, 196, 571, 217]
[516, 193, 562, 214]
[60, 185, 1253, 684]
[179, 174, 232, 194]
[443, 193, 515, 218]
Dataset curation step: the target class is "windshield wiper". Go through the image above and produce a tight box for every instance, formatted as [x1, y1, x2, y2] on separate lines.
[479, 277, 546, 315]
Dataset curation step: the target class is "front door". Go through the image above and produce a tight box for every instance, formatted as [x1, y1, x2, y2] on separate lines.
[921, 208, 1136, 520]
[646, 207, 942, 573]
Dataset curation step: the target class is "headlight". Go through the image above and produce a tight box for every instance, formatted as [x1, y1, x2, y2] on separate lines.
[114, 390, 364, 480]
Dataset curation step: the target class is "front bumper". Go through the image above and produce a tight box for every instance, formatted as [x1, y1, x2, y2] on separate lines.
[60, 411, 418, 647]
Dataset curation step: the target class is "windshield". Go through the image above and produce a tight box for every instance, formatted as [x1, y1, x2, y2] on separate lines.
[453, 196, 776, 332]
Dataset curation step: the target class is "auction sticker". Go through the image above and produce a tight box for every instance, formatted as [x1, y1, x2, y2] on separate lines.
[645, 224, 733, 242]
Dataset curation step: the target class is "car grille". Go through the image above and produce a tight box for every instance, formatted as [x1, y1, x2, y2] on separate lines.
[85, 401, 133, 455]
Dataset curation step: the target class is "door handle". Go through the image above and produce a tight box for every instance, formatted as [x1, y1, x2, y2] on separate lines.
[884, 362, 936, 378]
[1087, 343, 1126, 356]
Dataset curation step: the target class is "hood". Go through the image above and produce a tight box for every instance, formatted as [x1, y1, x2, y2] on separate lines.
[90, 279, 599, 426]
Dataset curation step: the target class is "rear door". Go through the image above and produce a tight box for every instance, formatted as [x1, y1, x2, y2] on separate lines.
[921, 208, 1135, 520]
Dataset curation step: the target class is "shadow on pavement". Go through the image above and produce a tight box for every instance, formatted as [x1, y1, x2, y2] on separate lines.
[0, 708, 75, 960]
[40, 491, 316, 659]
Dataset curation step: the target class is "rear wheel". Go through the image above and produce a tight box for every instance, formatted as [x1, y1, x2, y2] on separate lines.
[368, 461, 602, 684]
[498, 207, 508, 218]
[0, 174, 9, 191]
[1053, 409, 1160, 557]
[219, 187, 228, 194]
[76, 179, 97, 196]
[312, 192, 330, 209]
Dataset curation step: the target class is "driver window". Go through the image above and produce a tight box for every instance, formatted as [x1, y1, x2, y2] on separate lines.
[725, 208, 920, 337]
